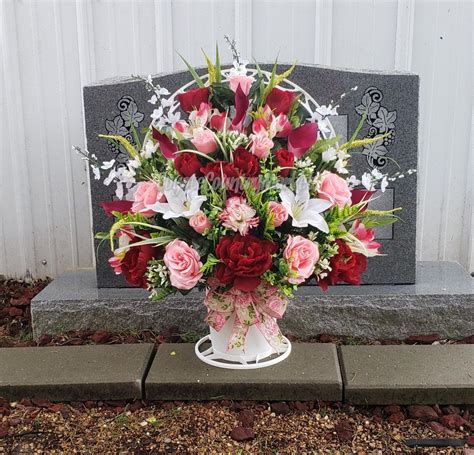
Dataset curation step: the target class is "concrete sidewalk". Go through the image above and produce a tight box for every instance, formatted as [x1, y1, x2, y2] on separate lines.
[0, 343, 472, 404]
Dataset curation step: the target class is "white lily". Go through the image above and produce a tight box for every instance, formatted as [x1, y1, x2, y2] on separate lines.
[150, 175, 206, 219]
[278, 175, 332, 232]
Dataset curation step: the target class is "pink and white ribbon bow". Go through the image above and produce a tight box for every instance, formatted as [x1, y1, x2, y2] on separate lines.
[204, 283, 288, 351]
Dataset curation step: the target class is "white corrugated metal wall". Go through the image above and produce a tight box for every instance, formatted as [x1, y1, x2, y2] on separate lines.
[0, 0, 472, 279]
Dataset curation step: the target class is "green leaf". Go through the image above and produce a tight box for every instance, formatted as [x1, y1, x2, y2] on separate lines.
[199, 254, 220, 274]
[201, 48, 215, 84]
[177, 52, 205, 87]
[262, 61, 297, 103]
[338, 133, 390, 152]
[349, 113, 366, 144]
[150, 288, 174, 301]
[98, 134, 139, 159]
[95, 231, 111, 240]
[215, 43, 222, 83]
[130, 123, 142, 150]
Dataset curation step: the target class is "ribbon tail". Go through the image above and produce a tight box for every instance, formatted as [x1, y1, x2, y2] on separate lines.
[257, 315, 285, 352]
[227, 317, 249, 351]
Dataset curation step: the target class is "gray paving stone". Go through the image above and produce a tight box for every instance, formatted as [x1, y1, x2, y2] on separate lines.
[340, 345, 474, 405]
[0, 344, 155, 401]
[145, 343, 342, 401]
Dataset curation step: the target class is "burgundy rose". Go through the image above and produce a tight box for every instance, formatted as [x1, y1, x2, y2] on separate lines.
[215, 234, 276, 291]
[201, 161, 242, 194]
[177, 87, 210, 113]
[174, 152, 202, 177]
[274, 148, 294, 177]
[233, 146, 260, 177]
[266, 87, 296, 115]
[318, 239, 367, 291]
[120, 234, 159, 288]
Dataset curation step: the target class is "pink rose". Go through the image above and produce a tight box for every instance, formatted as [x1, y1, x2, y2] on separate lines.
[283, 235, 319, 284]
[268, 201, 288, 227]
[318, 171, 352, 208]
[189, 211, 212, 234]
[164, 239, 203, 290]
[131, 181, 165, 217]
[219, 196, 259, 236]
[228, 74, 255, 96]
[191, 129, 217, 154]
[350, 220, 381, 256]
[250, 130, 274, 159]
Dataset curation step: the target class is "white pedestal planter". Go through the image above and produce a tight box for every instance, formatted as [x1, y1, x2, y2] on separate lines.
[195, 314, 291, 369]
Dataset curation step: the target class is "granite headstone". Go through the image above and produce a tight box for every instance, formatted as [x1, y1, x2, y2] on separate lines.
[83, 64, 418, 288]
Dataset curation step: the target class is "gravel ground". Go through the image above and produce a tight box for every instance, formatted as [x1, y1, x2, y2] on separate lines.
[1, 399, 473, 453]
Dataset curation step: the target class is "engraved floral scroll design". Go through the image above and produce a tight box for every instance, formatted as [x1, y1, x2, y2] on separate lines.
[355, 87, 396, 169]
[104, 95, 144, 164]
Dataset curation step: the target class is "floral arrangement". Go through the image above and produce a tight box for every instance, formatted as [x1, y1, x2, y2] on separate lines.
[82, 42, 402, 351]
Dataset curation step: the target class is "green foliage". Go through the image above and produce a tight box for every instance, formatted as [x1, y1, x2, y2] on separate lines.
[199, 253, 220, 275]
[150, 287, 174, 301]
[115, 413, 130, 427]
[180, 330, 205, 343]
[262, 60, 297, 103]
[177, 52, 205, 87]
[98, 134, 139, 159]
[326, 202, 402, 234]
[214, 43, 222, 83]
[210, 83, 234, 111]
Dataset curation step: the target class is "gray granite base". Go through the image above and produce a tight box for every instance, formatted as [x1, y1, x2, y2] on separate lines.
[31, 262, 473, 340]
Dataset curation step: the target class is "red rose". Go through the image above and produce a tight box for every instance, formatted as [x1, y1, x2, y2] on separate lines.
[174, 152, 202, 177]
[274, 148, 294, 177]
[215, 234, 276, 291]
[266, 87, 296, 115]
[177, 87, 210, 113]
[233, 146, 260, 177]
[201, 161, 242, 194]
[318, 240, 367, 291]
[120, 234, 159, 288]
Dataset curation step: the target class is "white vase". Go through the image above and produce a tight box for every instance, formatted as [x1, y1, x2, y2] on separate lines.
[209, 313, 274, 363]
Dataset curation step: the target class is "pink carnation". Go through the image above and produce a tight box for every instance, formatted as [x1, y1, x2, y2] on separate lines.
[250, 130, 274, 159]
[164, 239, 203, 290]
[219, 197, 259, 236]
[131, 181, 165, 217]
[318, 171, 352, 208]
[283, 235, 319, 284]
[268, 201, 288, 227]
[189, 211, 212, 234]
